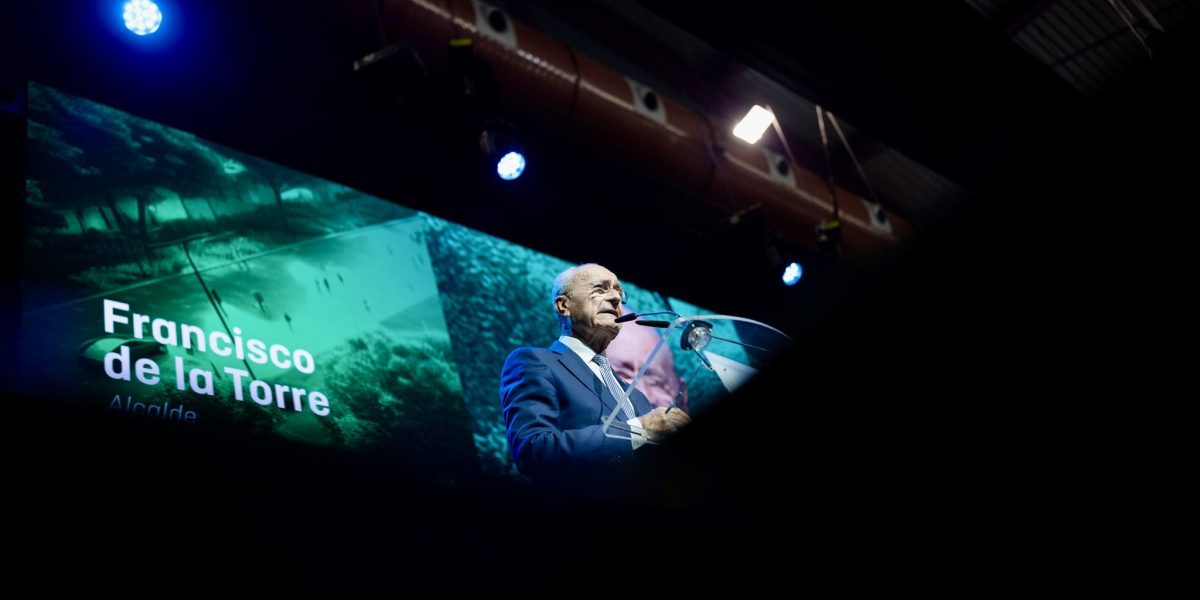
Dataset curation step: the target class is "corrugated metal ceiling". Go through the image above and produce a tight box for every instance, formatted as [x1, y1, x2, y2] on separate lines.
[964, 0, 1193, 95]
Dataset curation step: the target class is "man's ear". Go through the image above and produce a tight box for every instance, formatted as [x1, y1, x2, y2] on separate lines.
[554, 295, 569, 317]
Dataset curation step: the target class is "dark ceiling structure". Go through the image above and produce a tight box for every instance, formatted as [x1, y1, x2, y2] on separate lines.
[3, 0, 1192, 325]
[2, 0, 1193, 587]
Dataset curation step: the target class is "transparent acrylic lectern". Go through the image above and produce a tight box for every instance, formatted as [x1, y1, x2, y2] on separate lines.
[600, 312, 791, 443]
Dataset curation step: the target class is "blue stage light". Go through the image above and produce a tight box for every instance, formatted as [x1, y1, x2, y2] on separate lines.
[123, 0, 163, 36]
[496, 151, 526, 181]
[782, 262, 803, 286]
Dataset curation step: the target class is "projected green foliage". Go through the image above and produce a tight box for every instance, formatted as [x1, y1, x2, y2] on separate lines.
[422, 217, 569, 477]
[317, 331, 478, 480]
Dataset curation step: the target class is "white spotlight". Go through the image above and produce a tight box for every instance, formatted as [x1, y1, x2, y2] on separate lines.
[782, 262, 803, 286]
[732, 105, 774, 144]
[123, 0, 163, 36]
[496, 151, 526, 181]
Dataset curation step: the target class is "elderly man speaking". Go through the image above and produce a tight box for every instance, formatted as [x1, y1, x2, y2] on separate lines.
[500, 263, 691, 482]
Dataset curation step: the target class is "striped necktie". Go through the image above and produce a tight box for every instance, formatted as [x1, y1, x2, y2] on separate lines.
[592, 354, 638, 420]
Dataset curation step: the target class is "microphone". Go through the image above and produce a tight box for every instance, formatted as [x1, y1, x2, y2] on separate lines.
[616, 309, 681, 324]
[634, 319, 671, 328]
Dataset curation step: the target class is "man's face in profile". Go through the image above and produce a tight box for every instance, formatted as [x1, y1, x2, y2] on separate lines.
[606, 323, 686, 410]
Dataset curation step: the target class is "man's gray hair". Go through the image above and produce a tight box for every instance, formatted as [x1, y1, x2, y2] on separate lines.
[550, 263, 600, 335]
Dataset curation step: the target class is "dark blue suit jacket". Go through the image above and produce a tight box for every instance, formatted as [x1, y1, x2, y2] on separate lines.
[500, 340, 654, 480]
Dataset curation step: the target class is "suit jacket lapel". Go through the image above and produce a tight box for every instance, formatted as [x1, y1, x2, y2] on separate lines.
[550, 340, 619, 415]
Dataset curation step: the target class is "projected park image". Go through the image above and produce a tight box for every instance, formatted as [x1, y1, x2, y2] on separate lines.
[18, 83, 753, 481]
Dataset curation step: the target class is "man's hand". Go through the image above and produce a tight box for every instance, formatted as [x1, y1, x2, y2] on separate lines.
[638, 406, 692, 442]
